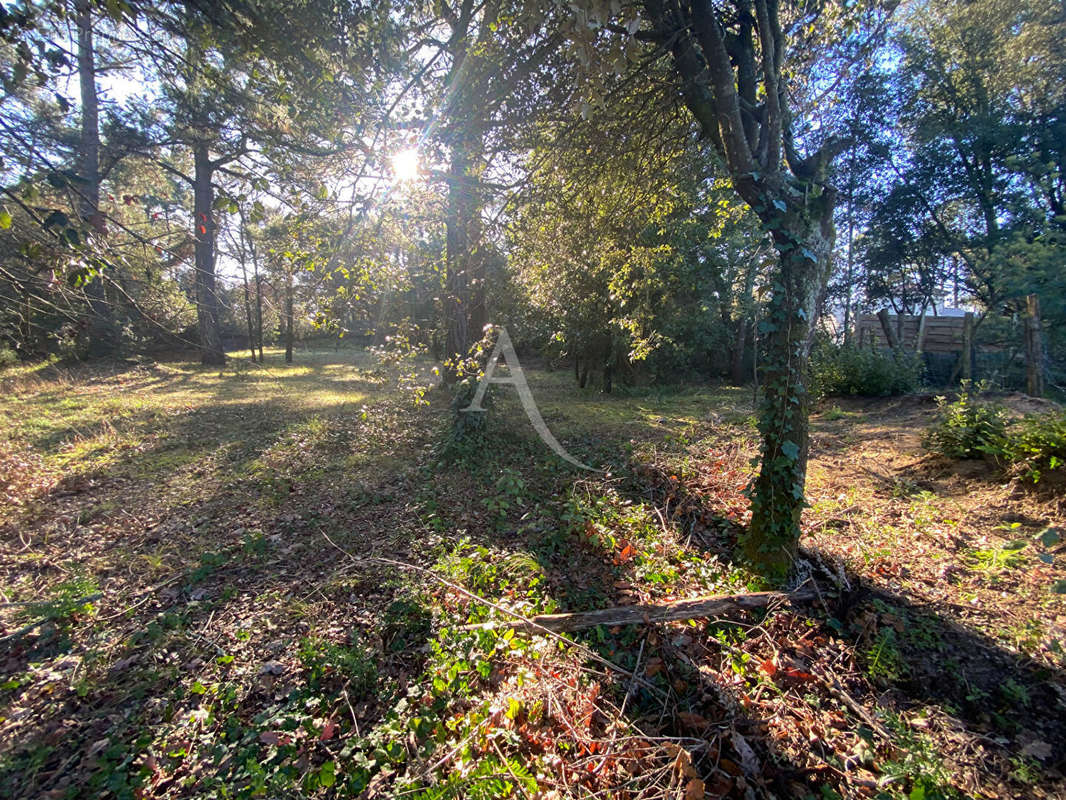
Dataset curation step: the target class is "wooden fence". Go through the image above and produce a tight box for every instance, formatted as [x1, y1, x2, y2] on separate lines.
[854, 312, 971, 355]
[853, 300, 1045, 395]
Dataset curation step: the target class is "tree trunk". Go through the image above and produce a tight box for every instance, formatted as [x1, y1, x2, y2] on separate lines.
[237, 220, 256, 361]
[960, 311, 974, 383]
[443, 141, 472, 382]
[877, 307, 901, 352]
[284, 267, 294, 364]
[1025, 294, 1044, 397]
[192, 143, 225, 365]
[76, 0, 115, 359]
[730, 318, 748, 384]
[743, 219, 833, 582]
[842, 156, 856, 345]
[248, 232, 264, 362]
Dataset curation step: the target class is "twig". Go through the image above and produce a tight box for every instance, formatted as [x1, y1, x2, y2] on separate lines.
[814, 667, 891, 740]
[341, 685, 361, 736]
[491, 740, 534, 800]
[461, 589, 816, 633]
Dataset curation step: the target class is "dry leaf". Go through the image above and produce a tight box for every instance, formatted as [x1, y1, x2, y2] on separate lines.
[677, 711, 709, 730]
[673, 748, 699, 778]
[684, 777, 705, 800]
[731, 731, 760, 776]
[1020, 739, 1053, 761]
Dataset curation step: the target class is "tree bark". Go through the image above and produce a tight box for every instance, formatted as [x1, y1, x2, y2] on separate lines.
[730, 318, 748, 384]
[284, 265, 295, 364]
[877, 307, 901, 352]
[76, 0, 115, 359]
[743, 220, 832, 578]
[248, 229, 264, 362]
[192, 142, 225, 365]
[237, 218, 256, 361]
[443, 140, 472, 381]
[960, 311, 974, 383]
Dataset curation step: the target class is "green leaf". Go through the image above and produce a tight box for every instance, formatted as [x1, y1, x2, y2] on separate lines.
[1052, 580, 1066, 594]
[780, 440, 800, 461]
[1038, 528, 1062, 548]
[318, 760, 336, 788]
[0, 210, 11, 229]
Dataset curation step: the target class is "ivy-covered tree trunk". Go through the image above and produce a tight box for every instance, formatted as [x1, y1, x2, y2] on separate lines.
[284, 265, 295, 364]
[641, 0, 844, 581]
[192, 142, 225, 366]
[744, 212, 834, 578]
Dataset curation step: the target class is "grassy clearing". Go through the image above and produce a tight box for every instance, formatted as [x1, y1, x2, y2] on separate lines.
[1, 351, 1064, 799]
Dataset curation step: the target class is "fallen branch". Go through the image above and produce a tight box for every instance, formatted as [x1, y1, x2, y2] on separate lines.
[0, 593, 103, 645]
[463, 589, 816, 633]
[317, 529, 670, 702]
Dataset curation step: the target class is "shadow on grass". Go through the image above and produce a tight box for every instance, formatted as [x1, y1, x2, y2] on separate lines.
[426, 392, 1065, 798]
[0, 350, 439, 798]
[2, 362, 1063, 799]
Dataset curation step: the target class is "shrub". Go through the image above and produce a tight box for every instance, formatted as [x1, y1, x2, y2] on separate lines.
[923, 389, 1009, 459]
[1009, 412, 1066, 483]
[810, 342, 922, 398]
[0, 347, 16, 368]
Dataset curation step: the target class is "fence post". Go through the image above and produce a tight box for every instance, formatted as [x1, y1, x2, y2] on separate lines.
[877, 308, 901, 352]
[1025, 294, 1045, 397]
[960, 312, 974, 383]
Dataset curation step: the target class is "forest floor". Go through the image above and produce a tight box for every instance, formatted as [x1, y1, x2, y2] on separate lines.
[0, 347, 1063, 800]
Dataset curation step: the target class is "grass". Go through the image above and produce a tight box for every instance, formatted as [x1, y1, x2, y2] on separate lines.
[0, 349, 1063, 799]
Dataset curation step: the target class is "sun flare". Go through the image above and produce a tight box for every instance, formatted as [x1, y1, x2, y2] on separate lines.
[391, 148, 420, 182]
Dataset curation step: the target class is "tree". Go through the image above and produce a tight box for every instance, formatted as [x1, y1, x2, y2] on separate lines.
[408, 1, 565, 382]
[625, 0, 889, 579]
[858, 0, 1065, 385]
[119, 0, 394, 365]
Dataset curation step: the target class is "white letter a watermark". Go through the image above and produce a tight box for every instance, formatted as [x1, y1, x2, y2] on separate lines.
[460, 327, 597, 471]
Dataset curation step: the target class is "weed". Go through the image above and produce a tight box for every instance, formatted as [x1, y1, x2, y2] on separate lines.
[821, 405, 850, 421]
[19, 569, 99, 628]
[186, 550, 229, 584]
[969, 540, 1027, 574]
[298, 635, 378, 697]
[864, 628, 906, 682]
[482, 468, 526, 520]
[923, 388, 1008, 460]
[240, 529, 270, 557]
[1000, 678, 1031, 707]
[810, 341, 923, 398]
[878, 713, 960, 799]
[1009, 411, 1066, 483]
[1009, 755, 1041, 785]
[382, 597, 432, 653]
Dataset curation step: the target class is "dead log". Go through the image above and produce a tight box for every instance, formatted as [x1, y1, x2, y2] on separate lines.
[463, 589, 816, 633]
